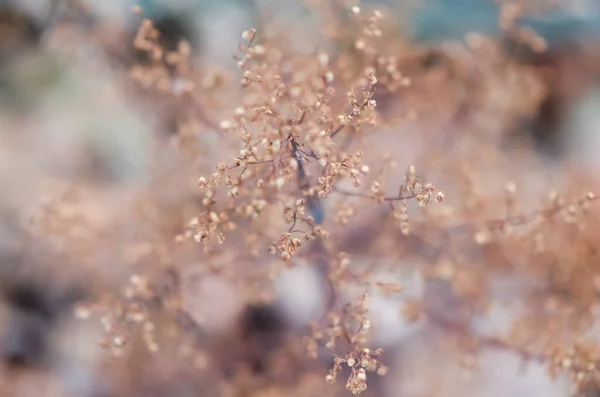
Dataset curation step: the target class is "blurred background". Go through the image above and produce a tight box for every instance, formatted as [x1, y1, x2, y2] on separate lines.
[1, 0, 600, 396]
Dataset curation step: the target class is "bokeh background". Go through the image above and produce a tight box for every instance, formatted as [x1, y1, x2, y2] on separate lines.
[1, 0, 600, 396]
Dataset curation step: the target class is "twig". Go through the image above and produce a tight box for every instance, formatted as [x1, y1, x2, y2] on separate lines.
[330, 86, 376, 139]
[426, 309, 546, 364]
[287, 211, 297, 233]
[444, 193, 600, 236]
[333, 187, 416, 202]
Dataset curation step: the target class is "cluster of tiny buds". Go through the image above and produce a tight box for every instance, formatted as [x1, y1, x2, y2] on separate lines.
[268, 233, 302, 261]
[350, 7, 383, 53]
[236, 29, 263, 70]
[197, 162, 229, 191]
[324, 150, 369, 193]
[392, 201, 410, 235]
[326, 348, 388, 395]
[375, 55, 412, 92]
[130, 16, 194, 95]
[338, 84, 377, 129]
[179, 212, 228, 246]
[133, 19, 162, 60]
[335, 202, 357, 225]
[471, 190, 599, 246]
[97, 274, 162, 356]
[548, 345, 599, 387]
[407, 179, 444, 207]
[268, 225, 329, 260]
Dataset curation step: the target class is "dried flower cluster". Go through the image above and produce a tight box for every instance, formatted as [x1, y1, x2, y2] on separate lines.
[2, 1, 600, 397]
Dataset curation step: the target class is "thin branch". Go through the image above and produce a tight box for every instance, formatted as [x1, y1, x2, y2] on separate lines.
[330, 123, 346, 139]
[426, 309, 546, 364]
[228, 159, 274, 172]
[333, 187, 416, 202]
[444, 193, 600, 236]
[287, 211, 298, 233]
[330, 86, 376, 139]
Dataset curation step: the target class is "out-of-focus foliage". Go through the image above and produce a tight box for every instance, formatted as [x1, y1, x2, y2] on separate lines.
[1, 1, 600, 397]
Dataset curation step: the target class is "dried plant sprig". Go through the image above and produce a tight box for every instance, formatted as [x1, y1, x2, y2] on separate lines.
[188, 26, 387, 260]
[310, 291, 387, 396]
[29, 3, 600, 397]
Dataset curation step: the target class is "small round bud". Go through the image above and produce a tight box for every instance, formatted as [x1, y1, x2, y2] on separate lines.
[436, 191, 444, 203]
[357, 368, 367, 381]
